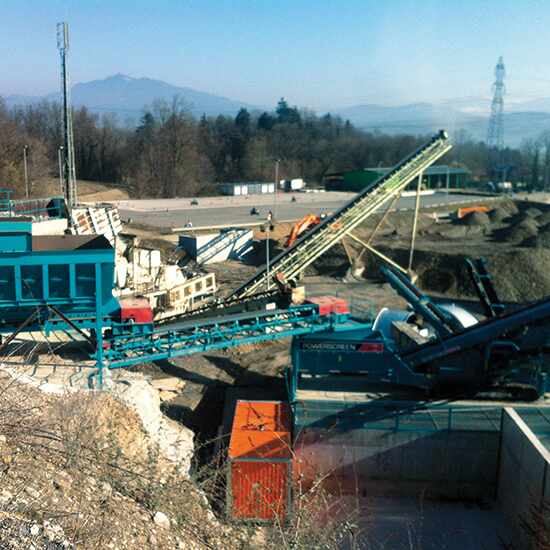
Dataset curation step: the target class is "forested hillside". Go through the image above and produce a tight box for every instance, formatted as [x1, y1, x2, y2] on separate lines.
[1, 96, 548, 198]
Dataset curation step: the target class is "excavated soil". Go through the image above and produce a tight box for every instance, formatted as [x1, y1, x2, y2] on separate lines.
[460, 211, 491, 226]
[493, 219, 539, 244]
[523, 225, 550, 248]
[537, 211, 550, 225]
[524, 207, 543, 218]
[307, 198, 550, 303]
[488, 207, 508, 223]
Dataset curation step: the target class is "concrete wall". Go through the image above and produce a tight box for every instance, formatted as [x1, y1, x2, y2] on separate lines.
[294, 426, 500, 499]
[497, 408, 550, 549]
[179, 230, 253, 264]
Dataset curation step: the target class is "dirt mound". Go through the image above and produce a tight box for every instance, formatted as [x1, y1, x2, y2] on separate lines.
[523, 233, 550, 248]
[495, 219, 539, 244]
[460, 211, 490, 226]
[435, 225, 485, 240]
[510, 213, 540, 227]
[536, 211, 550, 226]
[308, 242, 351, 277]
[499, 199, 519, 216]
[486, 248, 550, 301]
[524, 207, 543, 218]
[421, 247, 550, 302]
[523, 225, 550, 248]
[488, 207, 508, 223]
[361, 242, 550, 303]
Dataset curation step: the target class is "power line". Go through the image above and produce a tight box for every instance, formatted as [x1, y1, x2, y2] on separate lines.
[487, 56, 506, 150]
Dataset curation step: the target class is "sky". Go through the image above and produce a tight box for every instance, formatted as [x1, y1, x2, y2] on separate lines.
[2, 0, 550, 110]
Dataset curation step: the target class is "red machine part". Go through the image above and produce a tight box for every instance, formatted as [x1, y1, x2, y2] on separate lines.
[358, 342, 384, 353]
[305, 296, 350, 316]
[118, 297, 153, 324]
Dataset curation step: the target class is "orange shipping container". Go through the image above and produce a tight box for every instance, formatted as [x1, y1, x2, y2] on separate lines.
[227, 400, 292, 521]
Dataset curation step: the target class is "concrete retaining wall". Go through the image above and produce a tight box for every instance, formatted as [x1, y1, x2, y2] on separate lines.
[294, 426, 500, 499]
[497, 408, 550, 549]
[179, 230, 253, 264]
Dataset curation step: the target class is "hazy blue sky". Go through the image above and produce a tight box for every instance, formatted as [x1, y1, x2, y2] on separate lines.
[2, 0, 550, 109]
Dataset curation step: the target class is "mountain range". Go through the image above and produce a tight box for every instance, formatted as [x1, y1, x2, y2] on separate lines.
[4, 74, 257, 121]
[4, 74, 550, 146]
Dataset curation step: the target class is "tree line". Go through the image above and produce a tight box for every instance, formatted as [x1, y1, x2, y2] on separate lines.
[1, 94, 549, 198]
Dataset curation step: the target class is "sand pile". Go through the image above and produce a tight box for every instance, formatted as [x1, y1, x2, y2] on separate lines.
[461, 211, 491, 226]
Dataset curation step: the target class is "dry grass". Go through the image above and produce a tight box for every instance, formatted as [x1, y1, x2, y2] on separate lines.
[0, 372, 238, 549]
[29, 177, 129, 201]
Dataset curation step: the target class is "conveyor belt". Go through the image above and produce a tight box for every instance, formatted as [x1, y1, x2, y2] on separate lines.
[106, 303, 354, 369]
[403, 294, 550, 369]
[230, 130, 452, 299]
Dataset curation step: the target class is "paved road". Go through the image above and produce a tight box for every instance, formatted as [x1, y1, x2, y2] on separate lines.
[119, 192, 491, 230]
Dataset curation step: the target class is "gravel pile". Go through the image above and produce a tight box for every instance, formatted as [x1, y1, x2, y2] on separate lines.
[523, 225, 550, 248]
[536, 211, 550, 226]
[524, 207, 543, 218]
[499, 199, 519, 216]
[461, 211, 491, 226]
[488, 207, 508, 223]
[496, 219, 539, 244]
[409, 247, 550, 302]
[510, 213, 540, 227]
[487, 248, 550, 302]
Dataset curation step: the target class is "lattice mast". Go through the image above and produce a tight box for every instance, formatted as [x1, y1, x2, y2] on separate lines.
[487, 56, 506, 150]
[57, 22, 77, 208]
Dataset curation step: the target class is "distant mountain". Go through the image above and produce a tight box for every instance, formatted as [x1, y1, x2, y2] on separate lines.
[335, 102, 473, 130]
[334, 101, 550, 146]
[4, 74, 258, 122]
[513, 97, 550, 113]
[4, 75, 550, 146]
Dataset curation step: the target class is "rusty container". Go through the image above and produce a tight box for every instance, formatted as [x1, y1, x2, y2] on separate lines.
[227, 400, 292, 521]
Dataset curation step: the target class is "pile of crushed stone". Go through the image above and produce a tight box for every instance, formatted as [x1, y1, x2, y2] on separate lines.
[499, 199, 519, 216]
[536, 210, 550, 226]
[486, 248, 550, 302]
[496, 218, 539, 243]
[524, 207, 543, 218]
[510, 213, 540, 227]
[460, 211, 491, 226]
[523, 224, 550, 248]
[435, 224, 485, 240]
[488, 207, 508, 223]
[410, 247, 550, 302]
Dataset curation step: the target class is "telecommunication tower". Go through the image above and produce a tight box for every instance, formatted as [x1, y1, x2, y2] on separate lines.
[57, 22, 77, 208]
[487, 56, 506, 150]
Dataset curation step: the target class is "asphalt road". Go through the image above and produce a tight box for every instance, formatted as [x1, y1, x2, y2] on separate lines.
[119, 192, 490, 230]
